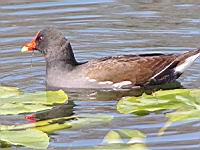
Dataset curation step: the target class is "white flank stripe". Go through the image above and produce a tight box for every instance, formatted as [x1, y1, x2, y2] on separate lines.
[113, 81, 132, 88]
[88, 79, 96, 82]
[98, 81, 113, 85]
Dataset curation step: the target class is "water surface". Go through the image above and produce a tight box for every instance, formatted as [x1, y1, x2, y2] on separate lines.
[1, 0, 200, 149]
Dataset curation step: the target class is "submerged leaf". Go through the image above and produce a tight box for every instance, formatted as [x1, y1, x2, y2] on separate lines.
[101, 129, 147, 150]
[70, 113, 113, 129]
[0, 113, 113, 149]
[118, 129, 146, 144]
[102, 130, 124, 144]
[36, 123, 72, 134]
[75, 143, 148, 150]
[102, 129, 146, 145]
[0, 114, 113, 134]
[0, 129, 49, 149]
[0, 116, 77, 131]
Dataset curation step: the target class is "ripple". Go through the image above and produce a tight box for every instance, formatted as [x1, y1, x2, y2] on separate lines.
[1, 0, 200, 149]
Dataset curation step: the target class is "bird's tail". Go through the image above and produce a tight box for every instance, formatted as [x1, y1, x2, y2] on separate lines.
[174, 49, 200, 73]
[148, 49, 200, 85]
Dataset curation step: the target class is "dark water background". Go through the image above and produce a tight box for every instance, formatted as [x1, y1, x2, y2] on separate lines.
[1, 0, 200, 149]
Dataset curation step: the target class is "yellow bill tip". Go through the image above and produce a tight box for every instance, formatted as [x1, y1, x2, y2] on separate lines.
[21, 46, 29, 52]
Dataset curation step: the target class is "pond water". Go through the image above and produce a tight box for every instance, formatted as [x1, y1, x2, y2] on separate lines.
[1, 0, 200, 149]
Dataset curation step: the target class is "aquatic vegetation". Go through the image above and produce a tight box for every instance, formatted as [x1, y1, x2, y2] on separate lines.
[0, 86, 21, 98]
[117, 89, 200, 134]
[2, 86, 200, 149]
[0, 114, 113, 149]
[0, 86, 114, 149]
[0, 86, 68, 115]
[75, 129, 147, 150]
[0, 129, 49, 149]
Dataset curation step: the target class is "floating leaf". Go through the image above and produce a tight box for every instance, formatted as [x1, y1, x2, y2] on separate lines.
[0, 129, 49, 149]
[0, 116, 77, 131]
[0, 86, 115, 149]
[0, 103, 52, 115]
[0, 113, 113, 134]
[0, 90, 68, 115]
[117, 89, 200, 135]
[117, 94, 185, 114]
[0, 86, 21, 98]
[0, 90, 68, 105]
[0, 113, 113, 149]
[152, 89, 190, 98]
[117, 89, 200, 115]
[166, 109, 200, 122]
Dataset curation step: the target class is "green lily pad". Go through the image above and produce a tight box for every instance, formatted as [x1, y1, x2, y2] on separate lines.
[0, 90, 68, 115]
[0, 129, 49, 149]
[0, 86, 114, 149]
[166, 109, 200, 122]
[117, 89, 200, 115]
[117, 89, 200, 134]
[0, 113, 113, 149]
[0, 103, 52, 115]
[0, 90, 68, 105]
[0, 86, 21, 98]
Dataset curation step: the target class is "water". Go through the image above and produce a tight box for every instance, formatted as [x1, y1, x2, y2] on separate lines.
[1, 0, 200, 149]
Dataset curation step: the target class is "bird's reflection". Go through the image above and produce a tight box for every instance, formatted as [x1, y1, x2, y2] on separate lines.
[28, 81, 182, 122]
[25, 101, 74, 122]
[47, 81, 183, 101]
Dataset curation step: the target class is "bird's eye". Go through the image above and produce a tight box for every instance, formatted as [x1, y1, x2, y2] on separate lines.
[38, 36, 43, 41]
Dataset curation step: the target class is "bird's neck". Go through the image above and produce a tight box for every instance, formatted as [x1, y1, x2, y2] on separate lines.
[62, 41, 78, 66]
[46, 39, 78, 70]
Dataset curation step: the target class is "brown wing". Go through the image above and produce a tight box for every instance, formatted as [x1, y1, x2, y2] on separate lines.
[82, 54, 177, 85]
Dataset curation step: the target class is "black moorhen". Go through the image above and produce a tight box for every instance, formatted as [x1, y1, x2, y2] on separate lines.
[21, 27, 200, 89]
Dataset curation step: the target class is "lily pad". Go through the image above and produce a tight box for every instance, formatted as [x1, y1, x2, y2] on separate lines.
[0, 86, 115, 149]
[0, 103, 52, 115]
[0, 90, 68, 105]
[166, 109, 200, 122]
[0, 90, 68, 115]
[117, 89, 200, 115]
[0, 113, 113, 149]
[0, 129, 49, 149]
[0, 86, 21, 98]
[117, 89, 200, 134]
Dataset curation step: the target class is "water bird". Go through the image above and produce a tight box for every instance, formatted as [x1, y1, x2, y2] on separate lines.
[21, 27, 200, 89]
